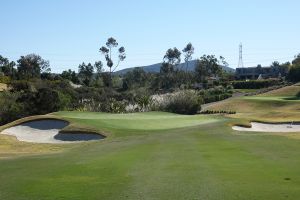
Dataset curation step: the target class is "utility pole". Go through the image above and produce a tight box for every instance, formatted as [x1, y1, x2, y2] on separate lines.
[238, 43, 244, 68]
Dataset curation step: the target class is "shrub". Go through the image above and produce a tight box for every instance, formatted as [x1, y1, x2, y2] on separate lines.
[0, 75, 11, 84]
[32, 88, 62, 114]
[232, 79, 281, 89]
[107, 98, 127, 113]
[287, 65, 300, 83]
[164, 90, 202, 114]
[9, 80, 33, 92]
[0, 92, 25, 125]
[199, 110, 236, 115]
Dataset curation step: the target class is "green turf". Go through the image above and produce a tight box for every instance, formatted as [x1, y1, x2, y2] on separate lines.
[0, 85, 300, 199]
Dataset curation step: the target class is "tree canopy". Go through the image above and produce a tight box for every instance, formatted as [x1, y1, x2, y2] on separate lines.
[17, 54, 50, 79]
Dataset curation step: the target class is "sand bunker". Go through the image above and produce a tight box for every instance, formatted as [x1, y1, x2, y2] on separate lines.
[233, 122, 300, 133]
[0, 119, 104, 143]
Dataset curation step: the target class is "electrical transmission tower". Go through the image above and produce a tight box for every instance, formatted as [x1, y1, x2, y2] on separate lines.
[238, 43, 244, 68]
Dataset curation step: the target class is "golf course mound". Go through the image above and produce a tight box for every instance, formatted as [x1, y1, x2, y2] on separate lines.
[233, 122, 300, 132]
[0, 119, 104, 143]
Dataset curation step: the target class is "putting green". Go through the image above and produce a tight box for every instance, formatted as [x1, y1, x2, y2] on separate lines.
[54, 111, 219, 132]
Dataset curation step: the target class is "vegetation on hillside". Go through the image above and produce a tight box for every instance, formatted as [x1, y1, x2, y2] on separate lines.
[1, 38, 300, 125]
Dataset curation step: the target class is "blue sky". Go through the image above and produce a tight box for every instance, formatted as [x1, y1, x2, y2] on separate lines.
[1, 0, 300, 72]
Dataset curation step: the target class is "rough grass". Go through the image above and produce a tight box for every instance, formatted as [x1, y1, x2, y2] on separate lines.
[259, 84, 300, 97]
[205, 84, 300, 122]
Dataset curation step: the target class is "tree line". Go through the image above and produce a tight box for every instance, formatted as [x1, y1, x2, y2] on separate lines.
[1, 37, 300, 125]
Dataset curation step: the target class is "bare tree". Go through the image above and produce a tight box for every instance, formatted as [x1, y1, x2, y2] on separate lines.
[99, 37, 126, 82]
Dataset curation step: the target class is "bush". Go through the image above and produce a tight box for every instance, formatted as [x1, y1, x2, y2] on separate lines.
[287, 65, 300, 83]
[35, 88, 61, 114]
[9, 80, 33, 92]
[164, 90, 202, 114]
[199, 110, 236, 115]
[232, 79, 281, 89]
[107, 98, 127, 113]
[0, 75, 11, 84]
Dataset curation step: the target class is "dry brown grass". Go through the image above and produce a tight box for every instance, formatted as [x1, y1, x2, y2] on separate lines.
[0, 135, 65, 158]
[259, 84, 300, 96]
[0, 83, 8, 92]
[205, 84, 300, 122]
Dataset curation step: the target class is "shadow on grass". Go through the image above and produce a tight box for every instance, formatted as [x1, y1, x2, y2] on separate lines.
[282, 97, 300, 101]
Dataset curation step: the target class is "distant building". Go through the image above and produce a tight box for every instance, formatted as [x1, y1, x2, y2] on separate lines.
[235, 65, 286, 80]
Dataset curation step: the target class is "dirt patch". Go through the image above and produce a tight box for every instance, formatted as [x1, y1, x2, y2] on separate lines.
[0, 83, 8, 92]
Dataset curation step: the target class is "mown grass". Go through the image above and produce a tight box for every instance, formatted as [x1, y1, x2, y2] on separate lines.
[0, 84, 300, 199]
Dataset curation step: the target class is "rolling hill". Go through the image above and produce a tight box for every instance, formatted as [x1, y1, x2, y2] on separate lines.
[115, 60, 235, 75]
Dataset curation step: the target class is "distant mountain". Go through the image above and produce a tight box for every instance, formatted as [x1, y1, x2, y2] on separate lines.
[115, 60, 235, 75]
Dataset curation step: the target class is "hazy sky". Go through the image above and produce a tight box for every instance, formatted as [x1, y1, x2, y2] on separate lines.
[1, 0, 300, 72]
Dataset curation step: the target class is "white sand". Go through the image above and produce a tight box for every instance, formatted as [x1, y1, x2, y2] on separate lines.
[232, 122, 300, 133]
[0, 120, 103, 144]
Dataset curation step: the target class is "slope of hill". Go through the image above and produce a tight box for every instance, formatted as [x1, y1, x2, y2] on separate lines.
[203, 84, 300, 122]
[115, 60, 235, 75]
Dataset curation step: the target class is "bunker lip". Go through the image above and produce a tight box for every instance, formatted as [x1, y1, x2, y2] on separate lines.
[0, 119, 105, 144]
[232, 121, 300, 133]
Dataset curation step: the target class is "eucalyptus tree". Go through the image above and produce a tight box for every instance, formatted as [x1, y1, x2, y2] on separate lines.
[159, 47, 181, 89]
[161, 47, 181, 74]
[182, 43, 194, 72]
[99, 37, 126, 82]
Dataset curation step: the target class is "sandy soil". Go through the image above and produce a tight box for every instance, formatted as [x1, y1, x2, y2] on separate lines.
[0, 119, 103, 143]
[233, 122, 300, 133]
[0, 83, 8, 92]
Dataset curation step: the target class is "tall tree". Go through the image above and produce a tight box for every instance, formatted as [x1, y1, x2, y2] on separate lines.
[17, 54, 50, 79]
[195, 55, 224, 82]
[182, 43, 194, 72]
[292, 54, 300, 65]
[61, 69, 80, 84]
[94, 61, 103, 80]
[161, 47, 181, 74]
[99, 37, 126, 82]
[287, 54, 300, 82]
[0, 55, 16, 77]
[159, 47, 181, 89]
[78, 62, 94, 86]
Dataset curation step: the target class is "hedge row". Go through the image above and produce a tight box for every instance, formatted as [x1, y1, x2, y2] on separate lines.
[202, 93, 232, 104]
[200, 110, 236, 114]
[232, 79, 281, 89]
